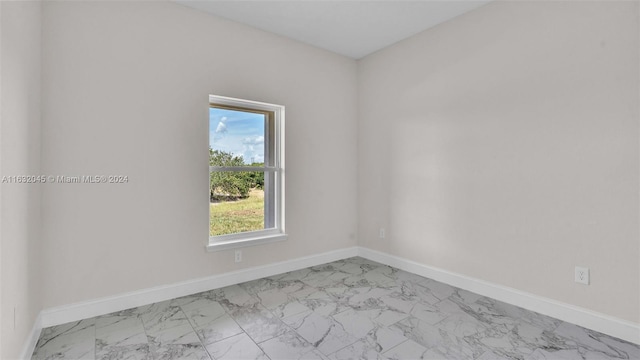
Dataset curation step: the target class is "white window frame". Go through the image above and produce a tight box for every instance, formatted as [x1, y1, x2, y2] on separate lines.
[207, 95, 286, 251]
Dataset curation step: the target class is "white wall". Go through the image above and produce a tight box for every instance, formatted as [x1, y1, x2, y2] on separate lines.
[40, 1, 358, 309]
[0, 1, 43, 358]
[358, 1, 639, 323]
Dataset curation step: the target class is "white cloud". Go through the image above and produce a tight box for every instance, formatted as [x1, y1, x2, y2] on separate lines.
[215, 122, 227, 133]
[242, 136, 264, 145]
[213, 117, 228, 142]
[241, 136, 265, 163]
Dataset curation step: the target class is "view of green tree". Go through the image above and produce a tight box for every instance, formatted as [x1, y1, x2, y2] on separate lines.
[247, 162, 265, 189]
[210, 148, 263, 200]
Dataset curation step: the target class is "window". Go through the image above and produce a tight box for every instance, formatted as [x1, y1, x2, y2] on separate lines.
[208, 95, 286, 251]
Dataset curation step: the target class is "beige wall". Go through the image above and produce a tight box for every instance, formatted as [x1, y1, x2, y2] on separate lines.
[40, 1, 358, 308]
[0, 1, 43, 358]
[358, 1, 639, 323]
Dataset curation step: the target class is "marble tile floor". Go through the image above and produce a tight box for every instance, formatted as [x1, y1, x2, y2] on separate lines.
[32, 257, 639, 360]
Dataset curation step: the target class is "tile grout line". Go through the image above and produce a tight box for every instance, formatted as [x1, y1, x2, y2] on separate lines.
[178, 305, 215, 360]
[93, 320, 96, 360]
[137, 311, 152, 359]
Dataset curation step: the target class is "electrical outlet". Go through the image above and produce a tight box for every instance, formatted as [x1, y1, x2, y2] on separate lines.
[235, 250, 242, 263]
[14, 306, 17, 331]
[379, 228, 385, 239]
[575, 266, 589, 285]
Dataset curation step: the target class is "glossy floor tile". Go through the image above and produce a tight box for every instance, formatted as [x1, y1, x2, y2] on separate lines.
[32, 257, 639, 360]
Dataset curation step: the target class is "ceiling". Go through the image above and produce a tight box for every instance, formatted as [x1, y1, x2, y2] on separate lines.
[175, 1, 491, 59]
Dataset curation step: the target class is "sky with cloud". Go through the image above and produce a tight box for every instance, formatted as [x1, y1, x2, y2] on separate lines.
[209, 108, 265, 164]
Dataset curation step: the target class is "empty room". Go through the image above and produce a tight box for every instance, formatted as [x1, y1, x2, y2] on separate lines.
[1, 0, 638, 359]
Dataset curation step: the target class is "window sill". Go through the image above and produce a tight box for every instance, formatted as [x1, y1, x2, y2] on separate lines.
[206, 233, 288, 252]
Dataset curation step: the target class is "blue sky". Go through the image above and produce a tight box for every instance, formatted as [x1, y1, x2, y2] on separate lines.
[209, 108, 265, 164]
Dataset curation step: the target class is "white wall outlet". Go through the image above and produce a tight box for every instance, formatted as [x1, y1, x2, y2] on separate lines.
[575, 266, 589, 285]
[235, 250, 242, 263]
[379, 228, 385, 239]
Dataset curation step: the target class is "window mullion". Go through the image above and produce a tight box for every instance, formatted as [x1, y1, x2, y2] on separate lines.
[209, 166, 276, 172]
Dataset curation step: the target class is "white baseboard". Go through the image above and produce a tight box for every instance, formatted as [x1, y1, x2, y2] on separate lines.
[19, 312, 42, 360]
[30, 244, 638, 351]
[40, 247, 358, 328]
[358, 247, 640, 345]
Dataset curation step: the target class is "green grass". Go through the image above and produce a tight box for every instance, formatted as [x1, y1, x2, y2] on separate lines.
[209, 189, 264, 236]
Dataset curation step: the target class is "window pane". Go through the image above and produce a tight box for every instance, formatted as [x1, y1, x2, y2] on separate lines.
[209, 106, 269, 237]
[209, 108, 265, 165]
[210, 171, 265, 236]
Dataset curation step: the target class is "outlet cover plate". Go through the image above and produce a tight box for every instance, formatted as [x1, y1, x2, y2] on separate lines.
[575, 266, 589, 285]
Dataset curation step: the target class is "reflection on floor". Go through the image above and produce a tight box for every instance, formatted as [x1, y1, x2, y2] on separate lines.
[32, 257, 639, 359]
